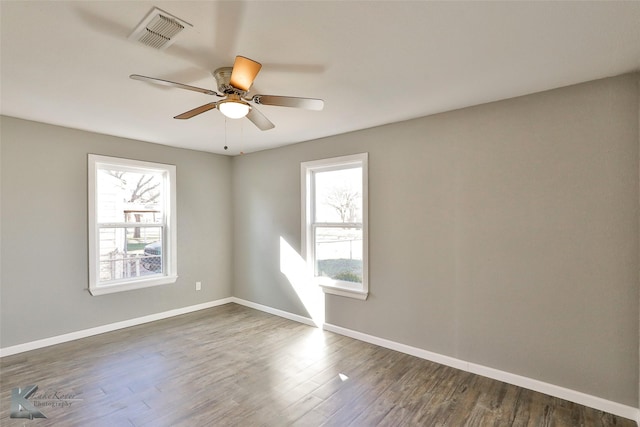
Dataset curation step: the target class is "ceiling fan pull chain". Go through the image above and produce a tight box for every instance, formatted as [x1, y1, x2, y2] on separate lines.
[240, 120, 245, 155]
[223, 117, 228, 151]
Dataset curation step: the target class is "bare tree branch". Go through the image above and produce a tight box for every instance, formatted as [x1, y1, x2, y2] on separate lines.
[127, 175, 161, 203]
[325, 186, 360, 222]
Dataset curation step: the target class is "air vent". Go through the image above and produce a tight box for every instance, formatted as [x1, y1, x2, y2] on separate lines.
[129, 7, 192, 50]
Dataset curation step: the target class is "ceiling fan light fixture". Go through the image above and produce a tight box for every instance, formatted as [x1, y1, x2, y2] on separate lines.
[218, 99, 250, 119]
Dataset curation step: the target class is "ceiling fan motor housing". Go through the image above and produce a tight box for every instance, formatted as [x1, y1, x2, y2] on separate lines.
[213, 67, 246, 96]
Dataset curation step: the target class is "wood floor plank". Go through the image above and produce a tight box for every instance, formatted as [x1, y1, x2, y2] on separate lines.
[0, 303, 635, 427]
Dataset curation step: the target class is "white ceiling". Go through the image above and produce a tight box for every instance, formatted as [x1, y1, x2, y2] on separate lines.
[2, 1, 639, 156]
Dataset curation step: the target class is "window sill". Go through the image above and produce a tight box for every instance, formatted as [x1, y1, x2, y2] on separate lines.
[319, 281, 368, 300]
[89, 275, 178, 296]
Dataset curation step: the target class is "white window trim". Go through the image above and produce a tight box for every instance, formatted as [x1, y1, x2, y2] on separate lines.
[88, 154, 178, 296]
[301, 153, 368, 300]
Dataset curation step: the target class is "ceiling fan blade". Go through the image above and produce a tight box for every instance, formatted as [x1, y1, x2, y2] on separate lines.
[246, 106, 275, 131]
[251, 95, 324, 111]
[229, 56, 262, 92]
[130, 74, 220, 96]
[174, 102, 218, 119]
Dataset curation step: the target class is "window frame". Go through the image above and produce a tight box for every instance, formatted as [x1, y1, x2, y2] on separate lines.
[88, 154, 177, 296]
[301, 153, 368, 300]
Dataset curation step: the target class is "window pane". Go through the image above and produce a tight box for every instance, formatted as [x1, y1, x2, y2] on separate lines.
[98, 227, 163, 283]
[315, 227, 362, 283]
[314, 167, 362, 223]
[97, 169, 164, 223]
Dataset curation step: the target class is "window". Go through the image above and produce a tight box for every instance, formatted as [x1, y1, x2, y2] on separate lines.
[88, 155, 177, 295]
[301, 153, 368, 300]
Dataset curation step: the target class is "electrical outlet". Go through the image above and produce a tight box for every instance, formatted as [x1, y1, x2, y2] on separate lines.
[195, 281, 202, 291]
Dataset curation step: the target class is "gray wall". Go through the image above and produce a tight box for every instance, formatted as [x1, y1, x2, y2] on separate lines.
[0, 116, 233, 347]
[233, 74, 639, 406]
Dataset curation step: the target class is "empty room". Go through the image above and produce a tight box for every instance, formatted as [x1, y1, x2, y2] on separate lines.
[1, 1, 639, 426]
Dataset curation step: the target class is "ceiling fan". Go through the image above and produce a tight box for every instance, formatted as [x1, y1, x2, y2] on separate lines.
[130, 56, 324, 131]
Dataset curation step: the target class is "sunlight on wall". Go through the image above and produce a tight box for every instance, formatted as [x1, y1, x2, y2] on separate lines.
[279, 237, 325, 327]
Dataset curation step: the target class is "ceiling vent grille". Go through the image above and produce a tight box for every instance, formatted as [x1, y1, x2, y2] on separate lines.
[129, 7, 192, 50]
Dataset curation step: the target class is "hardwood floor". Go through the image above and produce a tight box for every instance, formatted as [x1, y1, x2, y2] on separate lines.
[0, 303, 635, 426]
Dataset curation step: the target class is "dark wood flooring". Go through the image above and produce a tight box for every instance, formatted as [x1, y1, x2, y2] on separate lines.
[0, 303, 636, 426]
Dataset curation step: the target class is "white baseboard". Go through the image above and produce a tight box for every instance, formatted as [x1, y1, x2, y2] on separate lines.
[467, 361, 639, 423]
[230, 297, 316, 327]
[0, 298, 234, 358]
[323, 323, 639, 423]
